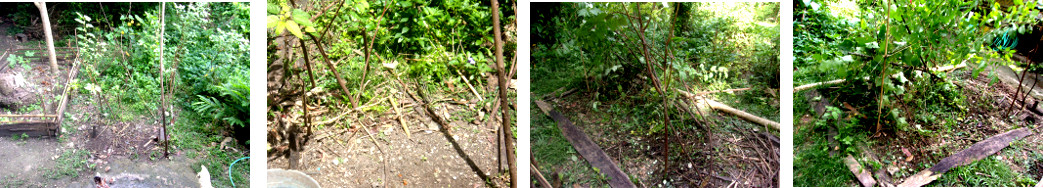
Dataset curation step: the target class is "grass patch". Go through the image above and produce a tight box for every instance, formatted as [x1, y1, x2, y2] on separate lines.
[45, 149, 91, 180]
[934, 157, 1035, 187]
[793, 128, 856, 187]
[0, 174, 25, 188]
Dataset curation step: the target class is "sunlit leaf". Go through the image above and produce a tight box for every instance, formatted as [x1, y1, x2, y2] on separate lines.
[286, 20, 303, 39]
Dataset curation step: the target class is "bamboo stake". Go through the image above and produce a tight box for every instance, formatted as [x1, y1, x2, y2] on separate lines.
[158, 2, 169, 158]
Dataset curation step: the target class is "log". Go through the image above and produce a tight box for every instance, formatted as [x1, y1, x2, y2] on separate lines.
[897, 128, 1032, 187]
[843, 154, 877, 187]
[534, 100, 636, 187]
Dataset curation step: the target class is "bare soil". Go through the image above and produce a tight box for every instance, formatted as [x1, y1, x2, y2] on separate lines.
[269, 81, 515, 187]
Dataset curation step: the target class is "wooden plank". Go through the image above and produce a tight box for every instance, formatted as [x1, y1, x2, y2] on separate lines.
[0, 121, 57, 137]
[54, 60, 80, 136]
[843, 154, 877, 187]
[534, 100, 636, 187]
[897, 128, 1032, 187]
[0, 114, 56, 118]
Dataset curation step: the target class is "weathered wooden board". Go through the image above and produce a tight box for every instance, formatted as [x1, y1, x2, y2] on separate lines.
[535, 100, 636, 187]
[898, 128, 1032, 187]
[0, 121, 57, 137]
[843, 155, 877, 187]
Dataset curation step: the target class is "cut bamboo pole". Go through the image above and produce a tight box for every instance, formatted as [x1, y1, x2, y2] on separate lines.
[530, 158, 553, 188]
[455, 68, 483, 102]
[677, 89, 780, 130]
[701, 98, 780, 130]
[794, 62, 967, 92]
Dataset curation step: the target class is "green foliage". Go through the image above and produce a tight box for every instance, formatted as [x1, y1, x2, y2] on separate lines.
[9, 133, 28, 141]
[76, 3, 250, 129]
[816, 106, 864, 154]
[796, 0, 1035, 134]
[794, 0, 854, 84]
[267, 3, 317, 39]
[5, 53, 30, 71]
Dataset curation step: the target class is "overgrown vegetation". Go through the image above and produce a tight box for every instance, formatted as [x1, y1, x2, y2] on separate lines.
[794, 0, 1043, 186]
[532, 2, 779, 187]
[267, 0, 516, 186]
[0, 2, 249, 186]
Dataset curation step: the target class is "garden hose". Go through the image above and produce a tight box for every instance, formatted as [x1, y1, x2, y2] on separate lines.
[229, 156, 249, 188]
[992, 29, 1018, 51]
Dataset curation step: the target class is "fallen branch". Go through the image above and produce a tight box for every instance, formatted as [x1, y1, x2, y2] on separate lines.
[794, 62, 967, 92]
[534, 100, 636, 187]
[898, 128, 1032, 187]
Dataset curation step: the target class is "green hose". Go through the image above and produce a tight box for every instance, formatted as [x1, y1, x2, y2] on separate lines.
[229, 156, 249, 188]
[993, 29, 1018, 51]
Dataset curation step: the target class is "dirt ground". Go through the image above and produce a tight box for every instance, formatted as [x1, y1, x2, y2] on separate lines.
[268, 81, 515, 187]
[0, 19, 204, 187]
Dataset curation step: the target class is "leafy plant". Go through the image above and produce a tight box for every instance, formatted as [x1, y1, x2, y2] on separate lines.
[266, 2, 316, 39]
[190, 72, 249, 128]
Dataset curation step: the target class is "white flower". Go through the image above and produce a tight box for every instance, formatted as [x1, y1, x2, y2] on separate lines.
[382, 60, 398, 69]
[84, 83, 102, 94]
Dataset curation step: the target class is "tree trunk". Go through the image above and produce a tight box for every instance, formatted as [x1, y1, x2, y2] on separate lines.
[33, 2, 58, 74]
